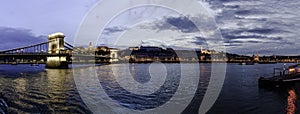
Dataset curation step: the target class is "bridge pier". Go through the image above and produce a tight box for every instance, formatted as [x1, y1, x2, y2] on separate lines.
[46, 57, 68, 69]
[46, 32, 68, 69]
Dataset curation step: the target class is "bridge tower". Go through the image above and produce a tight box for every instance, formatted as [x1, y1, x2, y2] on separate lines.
[109, 48, 119, 62]
[46, 32, 68, 69]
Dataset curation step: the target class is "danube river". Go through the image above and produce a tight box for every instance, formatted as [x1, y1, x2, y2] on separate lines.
[0, 63, 298, 113]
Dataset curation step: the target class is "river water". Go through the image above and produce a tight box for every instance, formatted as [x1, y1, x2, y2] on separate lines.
[0, 63, 298, 114]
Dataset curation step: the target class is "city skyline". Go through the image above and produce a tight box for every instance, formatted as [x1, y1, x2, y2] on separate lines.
[1, 0, 300, 55]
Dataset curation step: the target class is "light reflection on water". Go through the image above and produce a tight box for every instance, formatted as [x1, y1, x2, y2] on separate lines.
[0, 64, 91, 113]
[97, 63, 182, 110]
[0, 63, 299, 113]
[286, 89, 296, 114]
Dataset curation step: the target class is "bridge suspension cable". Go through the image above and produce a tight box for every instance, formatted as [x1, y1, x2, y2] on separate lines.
[64, 42, 74, 50]
[0, 40, 56, 54]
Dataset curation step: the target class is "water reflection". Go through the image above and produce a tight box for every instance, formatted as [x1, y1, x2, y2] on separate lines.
[75, 63, 200, 113]
[286, 89, 296, 114]
[45, 69, 68, 112]
[1, 64, 300, 113]
[14, 78, 27, 94]
[0, 65, 91, 113]
[99, 64, 181, 110]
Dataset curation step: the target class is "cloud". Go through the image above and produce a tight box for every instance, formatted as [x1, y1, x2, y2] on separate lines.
[135, 15, 216, 48]
[106, 14, 212, 49]
[191, 36, 208, 46]
[204, 0, 300, 55]
[97, 0, 300, 55]
[103, 26, 127, 35]
[0, 27, 47, 50]
[143, 16, 199, 33]
[140, 39, 169, 48]
[163, 16, 199, 33]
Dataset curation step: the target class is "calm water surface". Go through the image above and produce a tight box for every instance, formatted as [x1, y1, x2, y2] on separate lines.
[0, 63, 297, 113]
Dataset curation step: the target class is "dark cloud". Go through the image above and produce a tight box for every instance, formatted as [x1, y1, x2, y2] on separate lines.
[97, 0, 300, 55]
[203, 0, 300, 55]
[0, 27, 46, 50]
[235, 9, 271, 16]
[244, 28, 279, 34]
[220, 27, 293, 46]
[164, 16, 199, 33]
[151, 16, 199, 33]
[191, 36, 208, 45]
[103, 26, 127, 35]
[223, 4, 240, 9]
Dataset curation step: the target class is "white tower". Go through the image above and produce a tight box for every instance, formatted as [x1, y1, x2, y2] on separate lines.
[48, 32, 65, 54]
[46, 32, 68, 69]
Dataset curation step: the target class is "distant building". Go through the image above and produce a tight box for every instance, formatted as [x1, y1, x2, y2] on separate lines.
[253, 53, 259, 62]
[96, 46, 110, 55]
[123, 46, 178, 62]
[200, 49, 211, 54]
[88, 42, 93, 51]
[139, 46, 162, 52]
[129, 47, 139, 51]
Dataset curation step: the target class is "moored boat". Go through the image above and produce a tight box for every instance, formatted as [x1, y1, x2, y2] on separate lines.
[31, 62, 39, 66]
[246, 61, 255, 65]
[11, 61, 18, 65]
[258, 64, 300, 88]
[239, 61, 255, 65]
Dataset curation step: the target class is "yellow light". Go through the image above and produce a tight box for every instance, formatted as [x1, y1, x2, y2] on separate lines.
[289, 68, 295, 72]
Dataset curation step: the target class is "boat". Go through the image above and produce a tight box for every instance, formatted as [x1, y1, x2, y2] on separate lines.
[31, 62, 39, 66]
[246, 61, 255, 65]
[239, 61, 255, 65]
[239, 62, 246, 65]
[11, 61, 18, 65]
[258, 64, 300, 88]
[31, 63, 39, 66]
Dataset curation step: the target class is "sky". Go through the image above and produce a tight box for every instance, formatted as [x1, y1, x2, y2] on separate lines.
[0, 0, 299, 55]
[0, 0, 98, 49]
